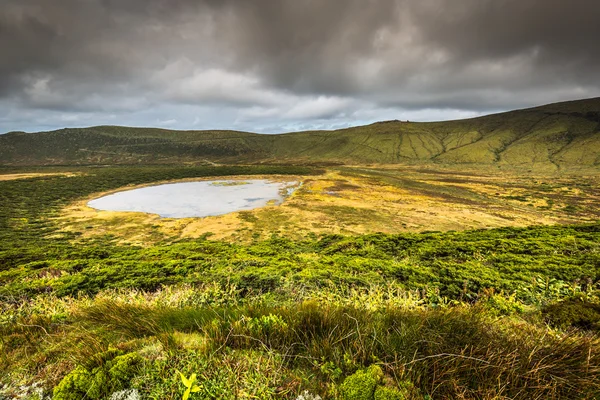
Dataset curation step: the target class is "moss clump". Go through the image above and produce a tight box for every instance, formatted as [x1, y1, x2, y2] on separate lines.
[374, 385, 408, 400]
[339, 365, 382, 400]
[338, 365, 383, 400]
[53, 351, 142, 400]
[51, 366, 94, 400]
[338, 365, 416, 400]
[543, 298, 600, 331]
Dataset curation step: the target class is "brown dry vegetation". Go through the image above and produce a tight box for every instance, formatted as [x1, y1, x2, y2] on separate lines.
[0, 172, 80, 181]
[54, 166, 600, 245]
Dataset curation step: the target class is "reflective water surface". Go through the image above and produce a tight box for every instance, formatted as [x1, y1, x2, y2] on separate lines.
[87, 179, 298, 218]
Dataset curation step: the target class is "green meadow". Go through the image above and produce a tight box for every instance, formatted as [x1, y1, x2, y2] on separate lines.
[1, 98, 600, 399]
[1, 164, 599, 399]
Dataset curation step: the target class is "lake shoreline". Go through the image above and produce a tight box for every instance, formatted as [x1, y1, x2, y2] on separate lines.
[87, 178, 301, 218]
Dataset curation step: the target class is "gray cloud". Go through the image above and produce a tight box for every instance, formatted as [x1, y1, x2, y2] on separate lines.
[0, 0, 599, 133]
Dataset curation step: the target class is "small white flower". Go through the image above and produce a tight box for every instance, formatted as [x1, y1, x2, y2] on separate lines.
[296, 390, 322, 400]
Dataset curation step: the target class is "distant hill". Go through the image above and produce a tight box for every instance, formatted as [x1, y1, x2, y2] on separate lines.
[1, 97, 599, 169]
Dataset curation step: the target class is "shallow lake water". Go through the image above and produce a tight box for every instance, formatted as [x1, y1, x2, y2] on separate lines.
[87, 179, 299, 218]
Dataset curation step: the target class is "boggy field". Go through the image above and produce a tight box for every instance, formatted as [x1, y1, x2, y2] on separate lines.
[57, 165, 600, 244]
[1, 164, 600, 400]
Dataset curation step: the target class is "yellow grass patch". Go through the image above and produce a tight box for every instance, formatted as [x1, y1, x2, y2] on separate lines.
[55, 168, 600, 245]
[0, 172, 80, 181]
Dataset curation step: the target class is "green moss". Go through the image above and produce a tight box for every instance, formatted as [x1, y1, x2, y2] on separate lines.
[338, 366, 416, 400]
[374, 386, 407, 400]
[52, 366, 94, 400]
[338, 365, 383, 400]
[53, 351, 143, 400]
[108, 352, 143, 383]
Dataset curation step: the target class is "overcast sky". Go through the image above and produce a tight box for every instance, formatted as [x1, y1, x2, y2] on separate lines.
[1, 0, 599, 134]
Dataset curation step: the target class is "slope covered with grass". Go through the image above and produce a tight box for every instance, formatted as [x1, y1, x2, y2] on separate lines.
[1, 166, 600, 399]
[1, 97, 599, 168]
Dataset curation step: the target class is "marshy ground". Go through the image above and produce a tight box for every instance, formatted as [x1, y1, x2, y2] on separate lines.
[56, 165, 600, 245]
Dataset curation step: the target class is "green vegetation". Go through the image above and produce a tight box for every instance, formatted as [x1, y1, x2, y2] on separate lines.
[1, 164, 600, 398]
[177, 371, 202, 400]
[52, 350, 142, 400]
[3, 284, 600, 399]
[543, 297, 600, 331]
[1, 97, 599, 169]
[2, 220, 600, 300]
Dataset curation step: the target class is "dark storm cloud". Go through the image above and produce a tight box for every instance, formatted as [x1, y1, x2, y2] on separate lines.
[1, 0, 599, 132]
[417, 1, 600, 65]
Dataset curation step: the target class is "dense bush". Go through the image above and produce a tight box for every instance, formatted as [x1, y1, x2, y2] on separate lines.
[543, 297, 600, 331]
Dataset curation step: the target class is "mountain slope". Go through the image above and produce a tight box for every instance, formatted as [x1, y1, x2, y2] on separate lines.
[1, 97, 599, 168]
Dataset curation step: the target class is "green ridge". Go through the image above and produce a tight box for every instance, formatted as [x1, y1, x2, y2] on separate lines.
[1, 97, 599, 168]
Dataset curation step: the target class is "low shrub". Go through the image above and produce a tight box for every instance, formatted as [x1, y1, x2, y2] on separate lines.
[543, 297, 600, 331]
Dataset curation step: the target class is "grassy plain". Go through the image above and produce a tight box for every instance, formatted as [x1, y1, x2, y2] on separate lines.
[56, 165, 600, 244]
[1, 164, 599, 399]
